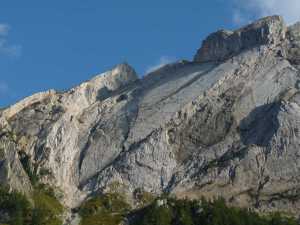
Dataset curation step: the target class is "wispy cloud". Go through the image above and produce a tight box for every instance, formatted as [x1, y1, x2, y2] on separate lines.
[0, 81, 9, 95]
[0, 23, 22, 57]
[232, 0, 300, 25]
[145, 56, 176, 74]
[0, 24, 9, 36]
[232, 10, 251, 26]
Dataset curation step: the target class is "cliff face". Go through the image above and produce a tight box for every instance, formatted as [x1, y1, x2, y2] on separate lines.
[2, 15, 300, 217]
[194, 16, 287, 63]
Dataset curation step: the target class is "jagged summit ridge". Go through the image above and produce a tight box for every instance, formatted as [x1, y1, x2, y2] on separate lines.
[0, 63, 138, 121]
[194, 15, 287, 62]
[61, 62, 138, 114]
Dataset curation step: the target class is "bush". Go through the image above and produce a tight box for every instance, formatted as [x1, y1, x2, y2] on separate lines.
[79, 192, 131, 225]
[0, 185, 63, 225]
[141, 203, 172, 225]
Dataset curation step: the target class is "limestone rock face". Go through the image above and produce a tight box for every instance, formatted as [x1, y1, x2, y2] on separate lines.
[194, 16, 286, 63]
[3, 15, 300, 219]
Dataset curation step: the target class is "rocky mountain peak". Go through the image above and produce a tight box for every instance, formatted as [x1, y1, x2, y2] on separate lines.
[60, 63, 138, 114]
[86, 62, 138, 93]
[194, 15, 286, 63]
[91, 62, 138, 88]
[4, 15, 300, 224]
[112, 62, 138, 78]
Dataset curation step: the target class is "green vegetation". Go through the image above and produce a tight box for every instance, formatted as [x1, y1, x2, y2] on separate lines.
[0, 186, 32, 225]
[0, 184, 298, 225]
[79, 192, 131, 225]
[78, 193, 298, 225]
[137, 201, 172, 225]
[31, 184, 63, 225]
[39, 168, 52, 177]
[0, 185, 63, 225]
[133, 188, 155, 207]
[131, 198, 298, 225]
[0, 146, 64, 224]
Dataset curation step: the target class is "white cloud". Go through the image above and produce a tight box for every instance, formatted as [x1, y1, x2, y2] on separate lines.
[0, 23, 21, 57]
[0, 24, 9, 36]
[233, 0, 300, 25]
[145, 56, 176, 74]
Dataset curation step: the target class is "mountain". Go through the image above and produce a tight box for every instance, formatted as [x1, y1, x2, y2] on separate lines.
[1, 15, 300, 223]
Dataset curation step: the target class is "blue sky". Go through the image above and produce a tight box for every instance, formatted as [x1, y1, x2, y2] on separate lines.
[0, 0, 300, 107]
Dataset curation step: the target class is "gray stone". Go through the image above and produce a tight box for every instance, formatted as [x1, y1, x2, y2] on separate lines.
[194, 15, 286, 63]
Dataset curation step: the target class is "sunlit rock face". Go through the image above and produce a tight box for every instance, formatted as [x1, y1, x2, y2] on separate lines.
[194, 16, 286, 63]
[2, 15, 300, 218]
[286, 22, 300, 64]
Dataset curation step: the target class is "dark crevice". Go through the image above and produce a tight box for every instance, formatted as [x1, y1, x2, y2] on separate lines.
[78, 122, 100, 173]
[255, 174, 270, 208]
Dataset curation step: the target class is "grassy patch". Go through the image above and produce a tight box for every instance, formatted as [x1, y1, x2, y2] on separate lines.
[31, 184, 63, 225]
